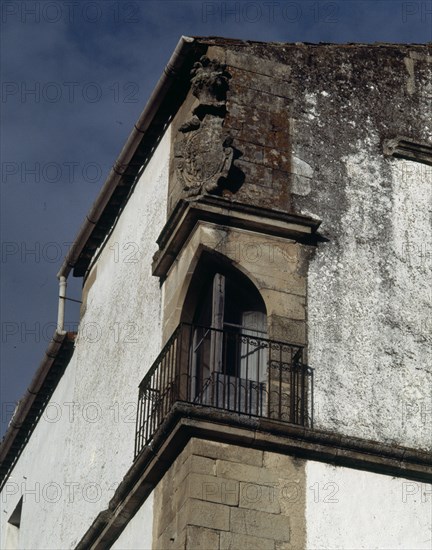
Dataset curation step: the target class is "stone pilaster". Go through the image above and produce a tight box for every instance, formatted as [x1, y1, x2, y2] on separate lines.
[153, 438, 306, 549]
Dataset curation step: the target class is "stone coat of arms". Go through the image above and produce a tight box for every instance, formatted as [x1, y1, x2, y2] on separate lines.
[174, 56, 241, 197]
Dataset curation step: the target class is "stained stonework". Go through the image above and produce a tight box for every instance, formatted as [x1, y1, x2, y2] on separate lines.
[173, 56, 243, 201]
[153, 438, 306, 550]
[174, 117, 235, 196]
[169, 45, 295, 215]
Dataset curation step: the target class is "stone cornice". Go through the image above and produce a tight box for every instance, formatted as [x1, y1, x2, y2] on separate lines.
[76, 403, 432, 549]
[152, 197, 322, 278]
[0, 332, 76, 490]
[383, 136, 432, 166]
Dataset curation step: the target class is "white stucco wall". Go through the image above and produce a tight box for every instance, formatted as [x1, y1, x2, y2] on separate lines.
[0, 126, 170, 549]
[306, 461, 432, 549]
[308, 151, 432, 450]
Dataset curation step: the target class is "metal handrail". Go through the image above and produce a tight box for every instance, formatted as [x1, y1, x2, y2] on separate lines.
[134, 322, 312, 459]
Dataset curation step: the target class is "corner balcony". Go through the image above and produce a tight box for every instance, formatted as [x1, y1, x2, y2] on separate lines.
[134, 323, 313, 459]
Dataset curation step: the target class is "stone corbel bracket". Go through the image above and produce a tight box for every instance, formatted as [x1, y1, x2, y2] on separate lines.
[152, 196, 322, 279]
[383, 136, 432, 166]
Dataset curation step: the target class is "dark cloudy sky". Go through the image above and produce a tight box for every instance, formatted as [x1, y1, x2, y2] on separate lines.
[1, 0, 431, 437]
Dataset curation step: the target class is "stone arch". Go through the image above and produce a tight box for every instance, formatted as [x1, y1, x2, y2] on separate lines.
[161, 223, 306, 346]
[178, 246, 267, 325]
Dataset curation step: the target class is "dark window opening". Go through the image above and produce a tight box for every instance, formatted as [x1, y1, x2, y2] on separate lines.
[191, 267, 267, 410]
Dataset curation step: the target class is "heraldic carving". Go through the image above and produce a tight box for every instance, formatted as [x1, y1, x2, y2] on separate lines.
[174, 56, 243, 197]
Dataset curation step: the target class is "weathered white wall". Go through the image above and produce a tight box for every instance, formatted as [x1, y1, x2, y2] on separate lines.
[278, 47, 432, 453]
[307, 150, 431, 450]
[0, 126, 170, 549]
[306, 460, 432, 549]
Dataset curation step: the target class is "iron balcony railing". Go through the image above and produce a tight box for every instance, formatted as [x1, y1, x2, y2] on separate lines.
[134, 323, 313, 459]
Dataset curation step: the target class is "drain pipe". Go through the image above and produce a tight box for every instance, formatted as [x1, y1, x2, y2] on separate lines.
[57, 275, 67, 334]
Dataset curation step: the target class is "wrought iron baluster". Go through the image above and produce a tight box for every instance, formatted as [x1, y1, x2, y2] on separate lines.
[134, 323, 310, 458]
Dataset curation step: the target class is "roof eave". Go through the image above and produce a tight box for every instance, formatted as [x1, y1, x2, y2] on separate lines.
[57, 35, 198, 279]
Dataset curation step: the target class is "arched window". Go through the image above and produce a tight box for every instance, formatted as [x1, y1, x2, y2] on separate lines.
[135, 254, 309, 455]
[187, 264, 268, 416]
